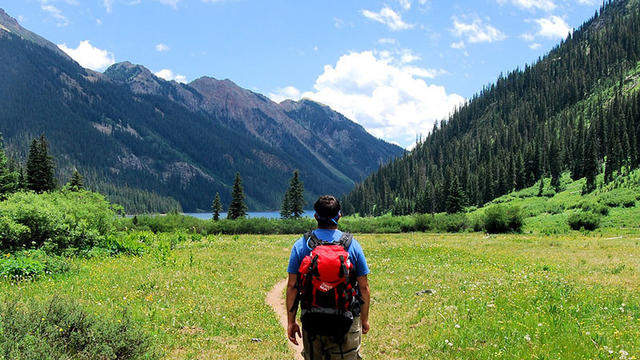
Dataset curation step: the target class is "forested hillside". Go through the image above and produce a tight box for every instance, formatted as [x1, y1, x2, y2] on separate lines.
[0, 8, 403, 213]
[343, 0, 640, 216]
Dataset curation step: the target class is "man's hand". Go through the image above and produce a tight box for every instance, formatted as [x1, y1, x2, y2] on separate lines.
[361, 319, 370, 334]
[287, 322, 302, 345]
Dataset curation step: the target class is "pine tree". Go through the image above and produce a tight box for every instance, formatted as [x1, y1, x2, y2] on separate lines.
[280, 190, 291, 219]
[212, 192, 222, 221]
[26, 135, 56, 193]
[289, 171, 305, 218]
[549, 138, 562, 191]
[227, 173, 247, 220]
[66, 170, 84, 191]
[583, 132, 599, 194]
[445, 174, 465, 214]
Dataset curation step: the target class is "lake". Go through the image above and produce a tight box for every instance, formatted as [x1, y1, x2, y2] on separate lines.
[183, 210, 315, 220]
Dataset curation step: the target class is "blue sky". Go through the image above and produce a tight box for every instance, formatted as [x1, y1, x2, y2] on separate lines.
[3, 0, 602, 148]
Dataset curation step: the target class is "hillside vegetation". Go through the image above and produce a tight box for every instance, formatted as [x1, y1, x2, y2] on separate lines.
[343, 0, 640, 217]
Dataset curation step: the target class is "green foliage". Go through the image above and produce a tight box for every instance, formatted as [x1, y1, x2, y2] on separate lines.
[227, 173, 247, 220]
[26, 135, 56, 193]
[0, 191, 117, 253]
[65, 170, 84, 192]
[0, 297, 151, 359]
[0, 250, 69, 281]
[433, 213, 468, 233]
[280, 170, 306, 219]
[598, 188, 637, 207]
[567, 211, 601, 231]
[100, 233, 149, 256]
[579, 200, 610, 215]
[211, 192, 222, 221]
[483, 205, 524, 233]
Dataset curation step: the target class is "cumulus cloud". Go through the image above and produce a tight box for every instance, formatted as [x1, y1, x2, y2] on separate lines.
[268, 86, 302, 103]
[58, 40, 115, 71]
[362, 6, 414, 31]
[452, 16, 506, 43]
[155, 43, 170, 52]
[532, 15, 572, 38]
[40, 2, 69, 27]
[154, 69, 187, 83]
[286, 51, 464, 147]
[496, 0, 557, 12]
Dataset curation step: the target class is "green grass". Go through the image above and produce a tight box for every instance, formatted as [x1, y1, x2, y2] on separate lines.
[2, 233, 640, 359]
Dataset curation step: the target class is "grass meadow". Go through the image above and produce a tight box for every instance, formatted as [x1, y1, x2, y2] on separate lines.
[2, 232, 639, 359]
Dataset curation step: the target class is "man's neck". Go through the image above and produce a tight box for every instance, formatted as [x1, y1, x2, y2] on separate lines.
[317, 225, 338, 230]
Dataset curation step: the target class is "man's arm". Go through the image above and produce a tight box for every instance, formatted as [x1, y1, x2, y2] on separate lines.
[357, 275, 370, 334]
[286, 273, 301, 345]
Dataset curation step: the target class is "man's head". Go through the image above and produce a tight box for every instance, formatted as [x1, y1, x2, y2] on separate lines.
[314, 195, 341, 228]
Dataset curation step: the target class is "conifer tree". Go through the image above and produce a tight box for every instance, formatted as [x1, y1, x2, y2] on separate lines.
[280, 190, 291, 219]
[583, 132, 599, 194]
[549, 139, 562, 191]
[26, 135, 56, 193]
[288, 171, 305, 218]
[212, 192, 222, 221]
[445, 174, 465, 214]
[66, 170, 84, 191]
[227, 172, 247, 220]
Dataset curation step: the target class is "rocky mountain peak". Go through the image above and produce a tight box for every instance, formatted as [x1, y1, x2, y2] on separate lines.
[104, 61, 164, 95]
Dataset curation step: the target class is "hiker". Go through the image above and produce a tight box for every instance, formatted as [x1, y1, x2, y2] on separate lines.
[286, 195, 370, 360]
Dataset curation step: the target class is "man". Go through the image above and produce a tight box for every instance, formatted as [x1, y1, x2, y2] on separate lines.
[286, 195, 370, 360]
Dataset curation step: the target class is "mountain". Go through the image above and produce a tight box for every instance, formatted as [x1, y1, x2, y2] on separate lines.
[342, 0, 640, 216]
[0, 9, 403, 212]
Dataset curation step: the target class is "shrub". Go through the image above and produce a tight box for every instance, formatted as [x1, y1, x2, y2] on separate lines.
[599, 189, 637, 208]
[567, 211, 600, 231]
[580, 200, 609, 215]
[100, 233, 150, 256]
[0, 191, 118, 253]
[433, 213, 468, 233]
[0, 297, 152, 359]
[413, 214, 434, 232]
[484, 205, 523, 233]
[0, 250, 70, 281]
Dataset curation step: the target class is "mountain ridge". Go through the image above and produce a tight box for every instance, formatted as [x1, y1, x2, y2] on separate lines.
[0, 10, 403, 212]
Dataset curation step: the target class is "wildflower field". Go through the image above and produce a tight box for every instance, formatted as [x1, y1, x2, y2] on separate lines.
[1, 232, 639, 359]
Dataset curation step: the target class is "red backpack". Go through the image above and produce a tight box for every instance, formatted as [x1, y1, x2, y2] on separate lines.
[291, 231, 361, 340]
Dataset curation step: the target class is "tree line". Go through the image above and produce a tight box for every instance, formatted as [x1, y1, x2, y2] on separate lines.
[342, 0, 640, 216]
[211, 170, 306, 220]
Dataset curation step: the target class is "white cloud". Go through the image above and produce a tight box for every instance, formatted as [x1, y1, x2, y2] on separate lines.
[58, 40, 115, 71]
[533, 15, 572, 39]
[154, 69, 187, 83]
[397, 0, 411, 10]
[40, 2, 69, 27]
[268, 86, 302, 103]
[497, 0, 557, 12]
[156, 0, 181, 7]
[96, 18, 103, 25]
[296, 51, 464, 147]
[576, 0, 596, 4]
[362, 6, 414, 31]
[378, 38, 398, 45]
[452, 17, 506, 43]
[103, 0, 113, 13]
[450, 40, 465, 49]
[529, 43, 541, 49]
[155, 43, 170, 52]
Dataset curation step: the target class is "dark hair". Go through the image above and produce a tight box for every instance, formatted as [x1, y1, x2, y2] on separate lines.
[314, 195, 341, 226]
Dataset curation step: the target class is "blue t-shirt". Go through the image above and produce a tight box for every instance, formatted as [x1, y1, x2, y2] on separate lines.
[287, 229, 370, 277]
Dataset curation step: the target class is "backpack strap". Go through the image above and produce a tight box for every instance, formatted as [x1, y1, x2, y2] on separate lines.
[304, 231, 323, 249]
[338, 232, 353, 250]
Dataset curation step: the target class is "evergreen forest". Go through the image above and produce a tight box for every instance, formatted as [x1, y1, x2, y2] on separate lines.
[342, 0, 640, 216]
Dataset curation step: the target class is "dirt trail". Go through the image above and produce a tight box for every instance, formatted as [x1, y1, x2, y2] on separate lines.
[266, 279, 304, 360]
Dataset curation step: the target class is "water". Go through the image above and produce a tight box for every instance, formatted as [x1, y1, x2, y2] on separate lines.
[183, 210, 315, 220]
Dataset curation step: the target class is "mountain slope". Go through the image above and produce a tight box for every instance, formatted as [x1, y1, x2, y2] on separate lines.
[342, 0, 640, 216]
[0, 9, 404, 212]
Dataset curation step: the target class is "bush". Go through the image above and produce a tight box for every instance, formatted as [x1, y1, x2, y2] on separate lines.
[433, 213, 468, 233]
[0, 191, 118, 253]
[0, 297, 152, 359]
[413, 214, 434, 232]
[484, 205, 523, 233]
[567, 211, 601, 231]
[599, 189, 637, 208]
[580, 200, 609, 215]
[0, 250, 70, 281]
